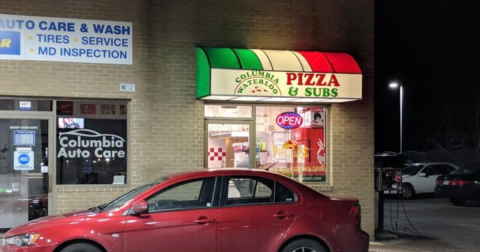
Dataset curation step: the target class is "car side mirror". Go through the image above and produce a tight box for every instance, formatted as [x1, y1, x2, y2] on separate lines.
[130, 200, 149, 215]
[418, 172, 428, 177]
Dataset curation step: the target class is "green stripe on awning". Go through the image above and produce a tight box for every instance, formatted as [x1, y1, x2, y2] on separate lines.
[203, 48, 241, 69]
[233, 49, 263, 70]
[196, 48, 211, 98]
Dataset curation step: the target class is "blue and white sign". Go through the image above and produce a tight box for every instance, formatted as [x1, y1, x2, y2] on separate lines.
[14, 130, 35, 146]
[14, 150, 34, 170]
[0, 14, 132, 64]
[19, 101, 32, 110]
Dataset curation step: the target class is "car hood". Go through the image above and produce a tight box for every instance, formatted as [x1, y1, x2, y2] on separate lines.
[4, 209, 99, 237]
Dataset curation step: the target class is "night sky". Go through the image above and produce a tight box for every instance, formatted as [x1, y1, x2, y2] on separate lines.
[375, 0, 480, 153]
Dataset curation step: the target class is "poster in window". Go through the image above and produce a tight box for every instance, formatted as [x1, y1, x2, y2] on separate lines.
[57, 101, 73, 115]
[300, 107, 324, 128]
[57, 118, 84, 129]
[291, 124, 326, 182]
[80, 104, 96, 114]
[101, 104, 116, 115]
[120, 105, 127, 115]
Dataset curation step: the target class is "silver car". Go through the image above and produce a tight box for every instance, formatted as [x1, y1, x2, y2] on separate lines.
[390, 162, 458, 199]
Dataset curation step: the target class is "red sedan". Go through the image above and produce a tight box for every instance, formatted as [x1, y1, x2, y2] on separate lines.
[1, 169, 369, 252]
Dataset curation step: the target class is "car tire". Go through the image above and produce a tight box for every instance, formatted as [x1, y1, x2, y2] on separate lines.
[400, 183, 415, 200]
[60, 243, 103, 252]
[449, 197, 465, 206]
[281, 238, 326, 252]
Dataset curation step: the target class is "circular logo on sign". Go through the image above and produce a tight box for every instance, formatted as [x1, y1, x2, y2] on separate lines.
[234, 71, 281, 96]
[18, 154, 30, 165]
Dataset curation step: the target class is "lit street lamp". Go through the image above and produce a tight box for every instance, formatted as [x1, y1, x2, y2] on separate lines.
[375, 82, 405, 240]
[389, 82, 403, 153]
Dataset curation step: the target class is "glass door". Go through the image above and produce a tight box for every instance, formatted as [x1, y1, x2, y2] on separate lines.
[205, 121, 254, 168]
[0, 117, 52, 229]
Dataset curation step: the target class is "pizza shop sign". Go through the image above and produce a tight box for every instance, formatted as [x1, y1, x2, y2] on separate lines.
[210, 69, 361, 99]
[57, 129, 125, 159]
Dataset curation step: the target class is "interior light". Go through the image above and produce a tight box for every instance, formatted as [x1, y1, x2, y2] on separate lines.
[230, 96, 269, 101]
[201, 96, 237, 100]
[328, 98, 358, 103]
[220, 105, 238, 109]
[288, 98, 325, 103]
[261, 97, 297, 102]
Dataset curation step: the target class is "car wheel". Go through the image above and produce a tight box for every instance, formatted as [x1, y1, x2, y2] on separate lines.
[60, 243, 102, 252]
[449, 197, 465, 206]
[281, 238, 326, 252]
[400, 183, 415, 200]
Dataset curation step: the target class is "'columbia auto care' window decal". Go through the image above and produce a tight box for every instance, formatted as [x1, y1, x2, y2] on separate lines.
[56, 117, 127, 185]
[57, 129, 125, 159]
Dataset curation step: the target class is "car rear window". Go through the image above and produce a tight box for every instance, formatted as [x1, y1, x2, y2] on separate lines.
[453, 165, 480, 175]
[402, 165, 424, 175]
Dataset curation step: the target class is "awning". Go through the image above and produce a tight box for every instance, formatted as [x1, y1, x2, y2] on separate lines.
[196, 47, 362, 103]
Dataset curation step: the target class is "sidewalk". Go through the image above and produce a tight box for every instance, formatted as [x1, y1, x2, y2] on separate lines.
[369, 241, 411, 252]
[368, 235, 478, 252]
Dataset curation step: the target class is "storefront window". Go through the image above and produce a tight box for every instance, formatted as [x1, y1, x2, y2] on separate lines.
[0, 118, 49, 228]
[0, 99, 52, 111]
[207, 123, 251, 168]
[56, 101, 128, 185]
[204, 104, 328, 183]
[204, 105, 252, 118]
[255, 106, 327, 183]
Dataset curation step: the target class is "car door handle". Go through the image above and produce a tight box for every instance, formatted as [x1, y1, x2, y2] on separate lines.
[194, 217, 215, 224]
[273, 212, 294, 219]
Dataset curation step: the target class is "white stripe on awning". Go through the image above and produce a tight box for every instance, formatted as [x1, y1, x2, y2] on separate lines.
[291, 51, 312, 72]
[250, 49, 273, 70]
[262, 50, 304, 71]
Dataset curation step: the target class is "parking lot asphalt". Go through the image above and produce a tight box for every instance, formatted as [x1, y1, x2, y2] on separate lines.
[369, 237, 451, 252]
[370, 196, 480, 252]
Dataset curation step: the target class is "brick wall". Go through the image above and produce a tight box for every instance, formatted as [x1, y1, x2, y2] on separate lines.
[0, 0, 374, 237]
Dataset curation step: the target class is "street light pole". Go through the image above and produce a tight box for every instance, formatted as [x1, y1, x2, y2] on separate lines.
[389, 82, 403, 153]
[374, 82, 404, 240]
[399, 85, 403, 153]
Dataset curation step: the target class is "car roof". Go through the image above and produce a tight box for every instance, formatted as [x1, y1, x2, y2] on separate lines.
[165, 168, 283, 180]
[408, 162, 457, 166]
[141, 168, 327, 203]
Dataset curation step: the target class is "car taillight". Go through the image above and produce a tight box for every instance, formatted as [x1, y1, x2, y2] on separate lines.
[436, 177, 444, 186]
[450, 180, 471, 186]
[349, 202, 361, 216]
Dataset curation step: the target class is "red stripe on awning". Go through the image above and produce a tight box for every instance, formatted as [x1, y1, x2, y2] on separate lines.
[297, 51, 333, 72]
[322, 52, 362, 74]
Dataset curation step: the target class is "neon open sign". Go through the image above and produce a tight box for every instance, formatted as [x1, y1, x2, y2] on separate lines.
[276, 112, 303, 129]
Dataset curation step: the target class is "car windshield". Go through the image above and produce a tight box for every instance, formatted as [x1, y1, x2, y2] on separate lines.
[402, 165, 424, 175]
[452, 164, 480, 175]
[96, 177, 169, 212]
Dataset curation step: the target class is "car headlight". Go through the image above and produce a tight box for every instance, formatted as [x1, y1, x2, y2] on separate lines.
[4, 233, 40, 247]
